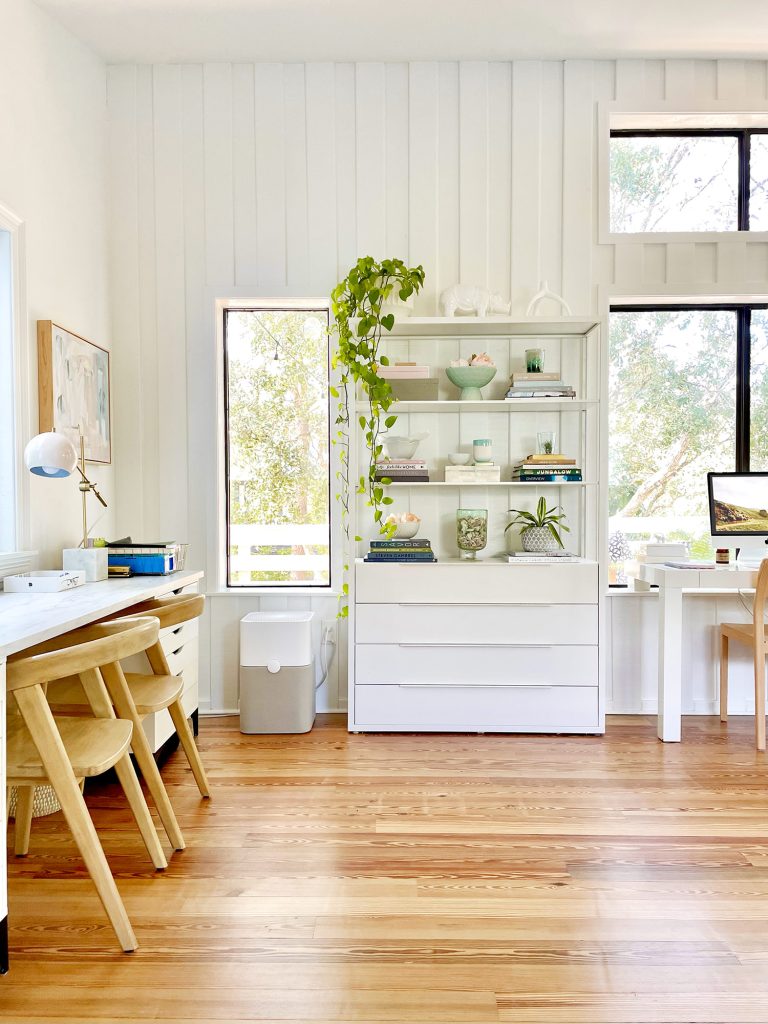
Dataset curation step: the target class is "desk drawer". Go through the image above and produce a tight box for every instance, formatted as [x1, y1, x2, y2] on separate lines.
[165, 639, 197, 679]
[160, 617, 198, 656]
[356, 643, 597, 687]
[354, 683, 599, 732]
[356, 604, 597, 645]
[355, 560, 597, 604]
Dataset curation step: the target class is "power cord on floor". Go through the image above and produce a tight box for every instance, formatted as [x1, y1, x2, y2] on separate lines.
[316, 625, 336, 690]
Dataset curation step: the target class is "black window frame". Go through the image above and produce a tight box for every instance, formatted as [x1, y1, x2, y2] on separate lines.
[609, 302, 768, 585]
[222, 303, 333, 590]
[610, 128, 768, 232]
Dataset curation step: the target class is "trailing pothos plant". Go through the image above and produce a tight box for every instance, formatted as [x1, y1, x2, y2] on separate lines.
[330, 256, 425, 615]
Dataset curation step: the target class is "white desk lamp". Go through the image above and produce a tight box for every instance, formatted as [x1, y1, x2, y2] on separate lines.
[24, 431, 109, 581]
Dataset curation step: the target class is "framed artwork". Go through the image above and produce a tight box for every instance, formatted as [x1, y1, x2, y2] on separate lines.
[37, 320, 111, 464]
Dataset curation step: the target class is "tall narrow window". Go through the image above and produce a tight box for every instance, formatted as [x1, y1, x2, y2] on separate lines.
[223, 305, 331, 587]
[0, 227, 16, 552]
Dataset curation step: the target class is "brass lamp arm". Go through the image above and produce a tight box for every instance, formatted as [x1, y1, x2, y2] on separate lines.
[75, 463, 108, 508]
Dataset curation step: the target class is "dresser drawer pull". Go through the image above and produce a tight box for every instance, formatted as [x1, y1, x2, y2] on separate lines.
[396, 683, 554, 689]
[396, 643, 553, 649]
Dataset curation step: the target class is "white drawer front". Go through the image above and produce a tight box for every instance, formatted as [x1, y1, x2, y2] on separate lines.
[355, 560, 597, 604]
[356, 603, 597, 645]
[160, 616, 199, 655]
[165, 638, 198, 678]
[354, 683, 599, 732]
[356, 643, 597, 687]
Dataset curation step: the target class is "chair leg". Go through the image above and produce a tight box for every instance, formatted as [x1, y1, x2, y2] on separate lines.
[101, 662, 185, 851]
[112, 754, 168, 870]
[13, 785, 35, 856]
[720, 632, 729, 722]
[756, 646, 767, 752]
[13, 686, 137, 952]
[168, 699, 210, 798]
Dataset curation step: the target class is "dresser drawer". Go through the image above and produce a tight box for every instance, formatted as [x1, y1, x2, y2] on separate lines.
[159, 616, 198, 656]
[353, 683, 599, 732]
[356, 603, 597, 645]
[356, 643, 597, 687]
[355, 560, 597, 604]
[165, 638, 198, 679]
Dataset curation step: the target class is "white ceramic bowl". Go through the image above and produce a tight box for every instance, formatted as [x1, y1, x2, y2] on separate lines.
[394, 519, 420, 539]
[448, 452, 470, 465]
[385, 435, 425, 460]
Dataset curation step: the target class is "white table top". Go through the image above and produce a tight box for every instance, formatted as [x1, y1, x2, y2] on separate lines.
[0, 570, 204, 658]
[634, 562, 760, 590]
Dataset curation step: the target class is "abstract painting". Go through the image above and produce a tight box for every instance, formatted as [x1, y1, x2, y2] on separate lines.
[37, 320, 111, 464]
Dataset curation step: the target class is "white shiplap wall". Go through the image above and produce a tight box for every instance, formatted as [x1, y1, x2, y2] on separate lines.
[107, 58, 768, 715]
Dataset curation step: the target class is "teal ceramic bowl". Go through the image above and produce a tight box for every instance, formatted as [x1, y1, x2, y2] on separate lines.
[444, 365, 497, 401]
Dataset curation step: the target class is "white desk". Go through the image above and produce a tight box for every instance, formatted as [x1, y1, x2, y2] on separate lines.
[0, 569, 204, 972]
[632, 563, 759, 742]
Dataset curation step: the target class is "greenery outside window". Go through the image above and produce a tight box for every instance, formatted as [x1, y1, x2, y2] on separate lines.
[223, 305, 331, 588]
[609, 304, 768, 584]
[610, 129, 768, 233]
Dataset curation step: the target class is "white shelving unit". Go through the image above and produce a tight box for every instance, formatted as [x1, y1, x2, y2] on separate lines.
[348, 315, 604, 735]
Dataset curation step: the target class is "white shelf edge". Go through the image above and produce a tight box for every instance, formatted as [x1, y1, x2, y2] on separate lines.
[381, 481, 598, 487]
[358, 399, 597, 412]
[377, 316, 599, 337]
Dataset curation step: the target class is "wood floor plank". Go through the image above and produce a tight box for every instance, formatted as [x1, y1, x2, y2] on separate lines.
[4, 713, 768, 1021]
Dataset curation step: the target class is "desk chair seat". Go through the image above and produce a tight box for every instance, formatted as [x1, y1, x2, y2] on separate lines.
[6, 616, 168, 952]
[50, 671, 184, 717]
[719, 559, 768, 751]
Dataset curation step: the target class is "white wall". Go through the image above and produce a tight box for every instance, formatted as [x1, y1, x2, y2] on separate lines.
[0, 0, 112, 565]
[107, 57, 768, 715]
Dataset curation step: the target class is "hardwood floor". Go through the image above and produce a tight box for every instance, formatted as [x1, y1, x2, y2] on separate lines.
[4, 713, 768, 1023]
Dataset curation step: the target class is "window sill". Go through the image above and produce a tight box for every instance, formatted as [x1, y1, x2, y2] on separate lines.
[208, 586, 342, 598]
[604, 229, 768, 245]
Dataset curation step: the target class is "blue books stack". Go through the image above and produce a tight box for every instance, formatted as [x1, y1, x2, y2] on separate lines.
[107, 542, 178, 575]
[364, 538, 437, 563]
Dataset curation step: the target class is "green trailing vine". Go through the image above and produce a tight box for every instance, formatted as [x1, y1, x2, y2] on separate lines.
[330, 257, 425, 615]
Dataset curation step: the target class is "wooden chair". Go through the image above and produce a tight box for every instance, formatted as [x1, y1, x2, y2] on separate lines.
[6, 617, 167, 952]
[719, 558, 768, 750]
[47, 595, 210, 801]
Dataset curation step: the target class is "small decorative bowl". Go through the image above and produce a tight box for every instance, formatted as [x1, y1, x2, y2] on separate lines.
[384, 434, 427, 460]
[448, 452, 470, 465]
[394, 519, 420, 539]
[444, 365, 497, 401]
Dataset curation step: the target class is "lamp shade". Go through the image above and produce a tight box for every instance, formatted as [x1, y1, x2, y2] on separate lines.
[24, 432, 78, 478]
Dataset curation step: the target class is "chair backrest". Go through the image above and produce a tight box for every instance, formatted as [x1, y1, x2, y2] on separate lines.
[111, 594, 205, 630]
[6, 617, 160, 691]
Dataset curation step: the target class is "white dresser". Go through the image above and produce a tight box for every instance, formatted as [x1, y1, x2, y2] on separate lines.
[350, 558, 602, 733]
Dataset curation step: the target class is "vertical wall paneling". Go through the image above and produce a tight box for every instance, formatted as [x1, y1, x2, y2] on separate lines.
[109, 58, 768, 715]
[108, 66, 144, 538]
[203, 64, 235, 289]
[254, 64, 287, 291]
[511, 62, 542, 310]
[232, 64, 258, 286]
[385, 63, 409, 260]
[458, 62, 489, 287]
[306, 63, 337, 292]
[284, 63, 309, 293]
[355, 63, 386, 259]
[153, 65, 189, 538]
[334, 64, 357, 281]
[561, 61, 594, 314]
[408, 62, 439, 312]
[135, 65, 160, 537]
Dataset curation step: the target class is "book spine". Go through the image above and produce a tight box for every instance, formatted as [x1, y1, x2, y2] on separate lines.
[370, 540, 432, 548]
[365, 552, 436, 561]
[514, 475, 583, 483]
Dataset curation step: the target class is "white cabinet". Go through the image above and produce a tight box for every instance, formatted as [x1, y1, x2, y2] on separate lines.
[348, 316, 604, 734]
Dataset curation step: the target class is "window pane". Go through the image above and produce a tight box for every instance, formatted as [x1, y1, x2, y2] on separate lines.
[750, 309, 768, 469]
[609, 310, 737, 583]
[610, 135, 738, 232]
[750, 134, 768, 230]
[225, 308, 330, 587]
[0, 229, 15, 552]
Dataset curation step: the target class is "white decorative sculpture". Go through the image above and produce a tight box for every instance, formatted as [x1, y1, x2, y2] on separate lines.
[440, 284, 511, 318]
[526, 280, 572, 317]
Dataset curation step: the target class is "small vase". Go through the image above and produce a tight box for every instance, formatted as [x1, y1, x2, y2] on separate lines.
[522, 526, 559, 553]
[525, 348, 544, 373]
[457, 508, 488, 560]
[536, 430, 557, 456]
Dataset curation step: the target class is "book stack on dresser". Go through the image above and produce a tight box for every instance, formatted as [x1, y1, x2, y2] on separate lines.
[364, 539, 436, 563]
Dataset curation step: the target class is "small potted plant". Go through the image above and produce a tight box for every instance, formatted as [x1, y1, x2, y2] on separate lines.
[505, 497, 569, 553]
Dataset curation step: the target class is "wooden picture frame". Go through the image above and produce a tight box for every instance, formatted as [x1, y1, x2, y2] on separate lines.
[37, 320, 112, 464]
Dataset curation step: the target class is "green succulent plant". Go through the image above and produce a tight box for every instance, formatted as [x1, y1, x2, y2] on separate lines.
[505, 497, 570, 548]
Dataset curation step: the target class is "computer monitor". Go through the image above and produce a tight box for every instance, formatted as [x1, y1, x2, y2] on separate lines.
[707, 472, 768, 561]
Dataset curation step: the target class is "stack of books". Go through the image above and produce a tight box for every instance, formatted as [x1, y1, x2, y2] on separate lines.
[511, 454, 582, 483]
[364, 538, 437, 563]
[505, 372, 576, 400]
[508, 551, 580, 563]
[375, 459, 429, 483]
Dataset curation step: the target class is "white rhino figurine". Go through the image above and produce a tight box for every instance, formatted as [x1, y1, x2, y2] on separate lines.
[440, 284, 511, 318]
